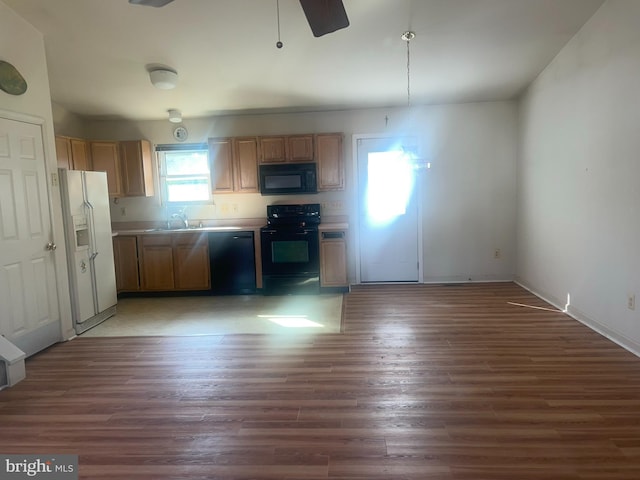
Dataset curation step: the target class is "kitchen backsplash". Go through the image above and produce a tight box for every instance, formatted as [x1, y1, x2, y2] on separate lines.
[109, 191, 348, 224]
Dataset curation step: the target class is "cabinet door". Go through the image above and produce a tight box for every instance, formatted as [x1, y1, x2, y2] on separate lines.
[174, 233, 210, 290]
[320, 234, 348, 287]
[259, 136, 286, 163]
[316, 133, 344, 191]
[90, 141, 122, 196]
[233, 137, 259, 193]
[140, 235, 174, 290]
[113, 235, 140, 292]
[70, 139, 90, 171]
[55, 136, 71, 169]
[287, 135, 314, 162]
[210, 138, 234, 193]
[120, 139, 154, 197]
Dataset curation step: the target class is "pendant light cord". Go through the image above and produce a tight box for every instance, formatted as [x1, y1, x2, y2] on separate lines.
[402, 31, 415, 107]
[406, 38, 411, 106]
[276, 0, 282, 48]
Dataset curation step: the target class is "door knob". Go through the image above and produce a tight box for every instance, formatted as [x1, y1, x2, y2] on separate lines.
[45, 242, 57, 251]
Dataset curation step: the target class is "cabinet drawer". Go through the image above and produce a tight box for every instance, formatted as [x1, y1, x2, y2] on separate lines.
[141, 234, 172, 246]
[173, 232, 207, 246]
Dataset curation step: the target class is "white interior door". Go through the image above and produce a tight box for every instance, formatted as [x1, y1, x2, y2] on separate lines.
[0, 117, 61, 356]
[357, 137, 420, 282]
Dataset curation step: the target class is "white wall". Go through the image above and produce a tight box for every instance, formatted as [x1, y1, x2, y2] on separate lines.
[517, 0, 640, 352]
[86, 101, 518, 284]
[52, 102, 87, 138]
[0, 0, 74, 340]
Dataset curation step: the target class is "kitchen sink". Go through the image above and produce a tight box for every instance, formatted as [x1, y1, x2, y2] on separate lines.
[143, 226, 245, 233]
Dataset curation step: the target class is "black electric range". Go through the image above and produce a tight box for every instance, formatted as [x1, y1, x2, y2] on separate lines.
[260, 204, 321, 294]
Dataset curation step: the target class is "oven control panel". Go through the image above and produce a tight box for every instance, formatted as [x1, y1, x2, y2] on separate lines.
[266, 203, 321, 226]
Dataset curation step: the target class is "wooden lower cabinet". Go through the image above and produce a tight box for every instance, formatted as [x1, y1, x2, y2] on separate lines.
[138, 233, 210, 292]
[113, 235, 140, 292]
[174, 233, 210, 290]
[140, 235, 175, 291]
[319, 230, 348, 287]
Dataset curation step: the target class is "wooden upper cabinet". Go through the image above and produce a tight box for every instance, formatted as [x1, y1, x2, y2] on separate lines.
[259, 135, 315, 164]
[120, 139, 154, 197]
[55, 136, 90, 170]
[55, 136, 71, 169]
[210, 137, 258, 194]
[209, 138, 234, 193]
[90, 141, 122, 196]
[70, 139, 90, 170]
[233, 137, 259, 193]
[259, 136, 287, 163]
[287, 135, 314, 162]
[316, 133, 344, 191]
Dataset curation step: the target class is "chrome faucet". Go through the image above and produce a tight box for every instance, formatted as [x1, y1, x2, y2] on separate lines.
[169, 209, 188, 229]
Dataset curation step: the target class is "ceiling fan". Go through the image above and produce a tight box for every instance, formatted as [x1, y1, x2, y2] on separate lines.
[129, 0, 349, 37]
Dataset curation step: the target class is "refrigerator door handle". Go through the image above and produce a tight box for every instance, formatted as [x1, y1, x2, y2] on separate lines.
[85, 199, 99, 256]
[83, 196, 100, 315]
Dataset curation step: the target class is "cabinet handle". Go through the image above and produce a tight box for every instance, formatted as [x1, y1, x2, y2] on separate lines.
[322, 231, 344, 239]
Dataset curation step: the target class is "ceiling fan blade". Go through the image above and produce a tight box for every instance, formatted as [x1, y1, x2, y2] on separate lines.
[128, 0, 175, 7]
[299, 0, 350, 37]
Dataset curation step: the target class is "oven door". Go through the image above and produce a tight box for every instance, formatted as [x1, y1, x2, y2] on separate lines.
[261, 227, 320, 294]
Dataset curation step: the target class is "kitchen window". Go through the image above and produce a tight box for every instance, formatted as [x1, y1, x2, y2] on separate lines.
[157, 144, 211, 204]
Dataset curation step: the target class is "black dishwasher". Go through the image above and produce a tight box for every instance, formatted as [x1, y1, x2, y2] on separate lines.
[208, 231, 256, 294]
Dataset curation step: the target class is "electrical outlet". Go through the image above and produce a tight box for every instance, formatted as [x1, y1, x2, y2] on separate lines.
[494, 248, 501, 259]
[628, 294, 636, 311]
[120, 207, 126, 216]
[232, 203, 238, 213]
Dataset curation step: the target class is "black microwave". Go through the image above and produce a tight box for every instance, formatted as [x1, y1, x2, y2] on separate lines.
[259, 162, 317, 195]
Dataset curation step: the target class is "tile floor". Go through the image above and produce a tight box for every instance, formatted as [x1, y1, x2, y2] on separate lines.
[81, 294, 344, 337]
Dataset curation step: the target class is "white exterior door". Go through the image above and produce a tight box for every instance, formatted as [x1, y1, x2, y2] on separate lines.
[357, 137, 420, 282]
[0, 117, 60, 356]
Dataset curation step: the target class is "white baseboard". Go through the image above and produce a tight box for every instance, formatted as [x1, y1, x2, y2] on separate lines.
[515, 278, 640, 359]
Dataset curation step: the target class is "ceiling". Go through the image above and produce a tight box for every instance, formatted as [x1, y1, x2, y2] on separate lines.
[5, 0, 604, 121]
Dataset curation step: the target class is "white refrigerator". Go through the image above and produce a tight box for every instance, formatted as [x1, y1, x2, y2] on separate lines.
[59, 170, 117, 334]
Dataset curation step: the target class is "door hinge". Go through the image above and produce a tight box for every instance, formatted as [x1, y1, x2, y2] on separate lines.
[51, 172, 58, 187]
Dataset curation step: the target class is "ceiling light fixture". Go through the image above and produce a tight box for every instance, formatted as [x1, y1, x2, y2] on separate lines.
[401, 31, 415, 107]
[149, 68, 178, 89]
[168, 109, 182, 123]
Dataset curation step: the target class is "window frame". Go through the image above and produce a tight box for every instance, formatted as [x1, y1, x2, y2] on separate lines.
[156, 143, 212, 206]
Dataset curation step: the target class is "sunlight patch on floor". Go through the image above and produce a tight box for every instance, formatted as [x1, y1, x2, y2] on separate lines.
[259, 315, 324, 328]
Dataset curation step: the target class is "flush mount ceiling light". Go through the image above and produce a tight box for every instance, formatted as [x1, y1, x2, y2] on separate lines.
[149, 68, 178, 89]
[168, 109, 182, 123]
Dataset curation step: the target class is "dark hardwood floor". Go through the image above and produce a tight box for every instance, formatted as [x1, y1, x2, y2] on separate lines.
[2, 282, 640, 479]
